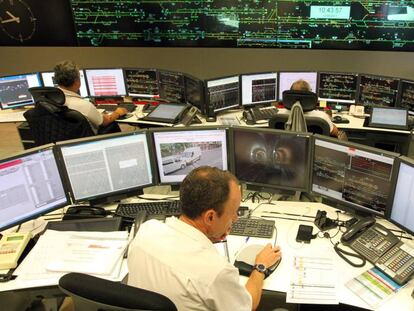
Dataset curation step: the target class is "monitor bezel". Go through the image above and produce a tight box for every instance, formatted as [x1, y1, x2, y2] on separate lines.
[205, 74, 241, 113]
[84, 67, 127, 98]
[356, 73, 401, 108]
[396, 79, 414, 115]
[123, 67, 160, 98]
[149, 126, 230, 187]
[368, 106, 409, 130]
[0, 72, 42, 109]
[317, 71, 359, 104]
[277, 71, 319, 102]
[240, 71, 278, 107]
[229, 126, 313, 193]
[310, 134, 399, 218]
[0, 144, 70, 231]
[55, 130, 157, 205]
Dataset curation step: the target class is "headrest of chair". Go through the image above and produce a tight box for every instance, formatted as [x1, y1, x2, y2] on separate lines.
[29, 87, 65, 106]
[282, 90, 318, 112]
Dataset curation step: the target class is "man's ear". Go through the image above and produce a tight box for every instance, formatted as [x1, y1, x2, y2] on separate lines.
[203, 209, 216, 225]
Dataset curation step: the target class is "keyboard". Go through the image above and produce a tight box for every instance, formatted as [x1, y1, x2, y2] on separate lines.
[251, 106, 279, 121]
[230, 218, 275, 238]
[96, 103, 137, 113]
[115, 201, 182, 220]
[349, 223, 414, 285]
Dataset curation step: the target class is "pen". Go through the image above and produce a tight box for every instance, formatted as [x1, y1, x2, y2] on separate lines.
[245, 236, 250, 243]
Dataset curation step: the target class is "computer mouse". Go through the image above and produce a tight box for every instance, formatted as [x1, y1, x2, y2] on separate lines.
[268, 257, 281, 273]
[118, 113, 134, 120]
[333, 115, 343, 122]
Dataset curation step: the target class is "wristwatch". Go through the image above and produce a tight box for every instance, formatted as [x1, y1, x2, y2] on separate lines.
[253, 264, 267, 275]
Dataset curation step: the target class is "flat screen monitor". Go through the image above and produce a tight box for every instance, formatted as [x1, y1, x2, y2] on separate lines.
[158, 70, 186, 103]
[397, 79, 414, 115]
[56, 131, 154, 204]
[84, 68, 127, 97]
[41, 70, 89, 98]
[0, 145, 69, 231]
[205, 75, 240, 113]
[387, 156, 414, 235]
[124, 68, 159, 98]
[357, 74, 400, 107]
[0, 73, 42, 109]
[311, 135, 397, 217]
[230, 127, 312, 193]
[151, 127, 228, 184]
[369, 107, 408, 130]
[317, 72, 358, 104]
[241, 72, 278, 107]
[278, 71, 317, 101]
[184, 74, 205, 114]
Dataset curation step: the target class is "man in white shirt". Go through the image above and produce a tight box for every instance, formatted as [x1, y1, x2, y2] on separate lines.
[128, 166, 281, 311]
[54, 60, 127, 134]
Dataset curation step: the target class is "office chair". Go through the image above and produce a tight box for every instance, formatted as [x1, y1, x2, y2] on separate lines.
[59, 272, 177, 311]
[24, 87, 94, 146]
[282, 90, 318, 112]
[269, 114, 331, 135]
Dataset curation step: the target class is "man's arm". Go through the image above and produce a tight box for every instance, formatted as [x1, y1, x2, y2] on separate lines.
[101, 107, 128, 126]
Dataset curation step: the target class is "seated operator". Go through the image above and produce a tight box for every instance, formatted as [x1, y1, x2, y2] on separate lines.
[284, 79, 346, 139]
[127, 166, 282, 310]
[53, 60, 127, 134]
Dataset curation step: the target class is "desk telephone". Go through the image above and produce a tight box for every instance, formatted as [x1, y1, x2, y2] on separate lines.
[341, 218, 414, 285]
[179, 105, 201, 126]
[62, 206, 108, 220]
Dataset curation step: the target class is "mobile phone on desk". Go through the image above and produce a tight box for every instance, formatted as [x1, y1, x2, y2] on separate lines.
[296, 225, 313, 243]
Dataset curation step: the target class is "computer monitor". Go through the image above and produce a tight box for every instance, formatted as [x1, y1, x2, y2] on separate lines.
[151, 127, 228, 185]
[357, 74, 400, 108]
[230, 127, 312, 193]
[241, 72, 278, 107]
[369, 107, 408, 130]
[124, 68, 159, 98]
[40, 70, 89, 98]
[84, 68, 127, 97]
[387, 156, 414, 235]
[205, 75, 240, 113]
[0, 73, 42, 109]
[278, 71, 317, 101]
[158, 70, 186, 103]
[0, 145, 69, 231]
[184, 74, 205, 114]
[397, 79, 414, 115]
[56, 131, 155, 205]
[311, 135, 397, 217]
[317, 72, 358, 104]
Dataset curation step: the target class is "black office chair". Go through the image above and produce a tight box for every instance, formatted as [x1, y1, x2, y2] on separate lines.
[269, 114, 331, 135]
[282, 90, 318, 112]
[58, 272, 177, 311]
[24, 87, 94, 146]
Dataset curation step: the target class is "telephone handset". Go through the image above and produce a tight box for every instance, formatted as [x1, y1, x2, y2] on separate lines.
[243, 110, 256, 125]
[341, 217, 376, 244]
[180, 105, 201, 126]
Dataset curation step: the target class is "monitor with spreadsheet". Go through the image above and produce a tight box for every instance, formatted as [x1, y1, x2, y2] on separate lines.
[397, 79, 414, 115]
[230, 127, 312, 193]
[317, 72, 358, 104]
[84, 68, 127, 97]
[278, 71, 317, 101]
[41, 70, 89, 98]
[184, 74, 205, 114]
[124, 68, 159, 98]
[357, 74, 400, 108]
[241, 72, 278, 107]
[311, 135, 397, 217]
[387, 156, 414, 235]
[56, 131, 155, 205]
[0, 73, 42, 109]
[0, 145, 69, 231]
[205, 75, 240, 113]
[151, 127, 228, 184]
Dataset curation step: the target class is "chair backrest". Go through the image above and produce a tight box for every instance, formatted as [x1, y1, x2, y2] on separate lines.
[269, 114, 330, 135]
[24, 87, 94, 146]
[282, 90, 318, 112]
[59, 273, 177, 311]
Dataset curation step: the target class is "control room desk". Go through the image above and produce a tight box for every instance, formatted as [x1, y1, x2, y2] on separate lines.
[1, 199, 413, 311]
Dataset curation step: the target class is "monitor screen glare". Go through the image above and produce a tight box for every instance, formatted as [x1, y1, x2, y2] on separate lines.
[241, 72, 278, 106]
[153, 128, 228, 184]
[232, 128, 311, 192]
[0, 148, 68, 231]
[312, 138, 395, 217]
[85, 69, 126, 97]
[59, 133, 153, 202]
[0, 73, 42, 109]
[41, 70, 89, 98]
[278, 72, 317, 101]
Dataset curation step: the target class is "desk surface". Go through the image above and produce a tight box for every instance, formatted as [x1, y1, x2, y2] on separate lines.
[0, 109, 27, 123]
[1, 197, 413, 311]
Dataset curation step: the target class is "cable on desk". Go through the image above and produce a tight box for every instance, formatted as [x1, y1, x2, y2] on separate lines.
[333, 242, 366, 268]
[242, 191, 272, 203]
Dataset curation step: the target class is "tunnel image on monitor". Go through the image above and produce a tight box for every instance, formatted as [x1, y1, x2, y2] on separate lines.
[231, 127, 311, 192]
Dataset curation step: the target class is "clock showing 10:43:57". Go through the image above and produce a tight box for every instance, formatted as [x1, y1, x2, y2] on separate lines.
[0, 0, 36, 42]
